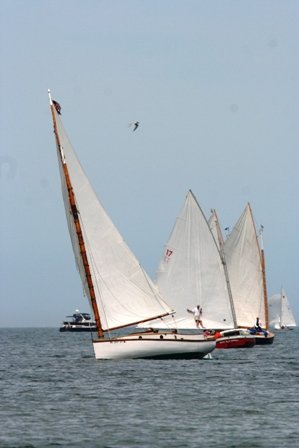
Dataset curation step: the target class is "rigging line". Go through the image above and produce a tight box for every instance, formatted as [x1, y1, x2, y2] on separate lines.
[151, 314, 176, 330]
[162, 313, 180, 330]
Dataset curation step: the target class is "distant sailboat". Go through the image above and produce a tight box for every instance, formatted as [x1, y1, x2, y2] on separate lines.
[269, 288, 296, 330]
[223, 204, 275, 344]
[48, 91, 215, 360]
[140, 191, 255, 348]
[208, 209, 256, 348]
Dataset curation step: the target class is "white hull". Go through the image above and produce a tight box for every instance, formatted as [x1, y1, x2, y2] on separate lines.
[93, 332, 216, 360]
[274, 323, 295, 330]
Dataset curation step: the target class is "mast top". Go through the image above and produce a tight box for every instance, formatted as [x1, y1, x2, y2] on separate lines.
[259, 225, 264, 251]
[48, 89, 53, 105]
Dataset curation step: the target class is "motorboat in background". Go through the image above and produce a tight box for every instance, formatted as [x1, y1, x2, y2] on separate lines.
[59, 310, 97, 332]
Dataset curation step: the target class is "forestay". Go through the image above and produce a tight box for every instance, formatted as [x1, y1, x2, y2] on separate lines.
[53, 108, 172, 331]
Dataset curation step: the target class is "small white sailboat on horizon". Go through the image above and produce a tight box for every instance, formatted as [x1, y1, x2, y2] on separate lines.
[48, 91, 215, 360]
[269, 288, 296, 330]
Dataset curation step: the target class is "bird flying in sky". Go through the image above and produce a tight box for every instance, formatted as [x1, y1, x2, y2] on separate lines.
[129, 121, 140, 131]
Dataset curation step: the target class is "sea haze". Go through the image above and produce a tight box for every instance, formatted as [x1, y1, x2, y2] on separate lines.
[0, 328, 298, 447]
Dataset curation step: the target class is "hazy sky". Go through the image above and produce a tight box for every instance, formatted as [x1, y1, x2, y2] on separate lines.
[1, 0, 298, 327]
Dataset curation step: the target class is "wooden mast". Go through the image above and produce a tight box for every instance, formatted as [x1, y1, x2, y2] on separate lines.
[48, 90, 104, 339]
[259, 226, 269, 330]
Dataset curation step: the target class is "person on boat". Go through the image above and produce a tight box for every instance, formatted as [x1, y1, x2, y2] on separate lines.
[203, 329, 222, 339]
[187, 305, 203, 328]
[255, 317, 262, 332]
[249, 317, 268, 337]
[248, 318, 260, 334]
[257, 322, 269, 337]
[214, 330, 223, 339]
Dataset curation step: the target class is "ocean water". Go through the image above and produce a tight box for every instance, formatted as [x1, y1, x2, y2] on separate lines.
[0, 328, 298, 448]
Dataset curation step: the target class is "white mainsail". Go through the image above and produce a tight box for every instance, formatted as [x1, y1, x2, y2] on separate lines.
[269, 289, 296, 329]
[224, 203, 267, 328]
[155, 190, 235, 329]
[53, 107, 172, 332]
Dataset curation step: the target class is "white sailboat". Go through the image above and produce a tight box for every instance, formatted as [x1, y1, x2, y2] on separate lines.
[223, 204, 274, 344]
[207, 209, 256, 348]
[269, 288, 296, 330]
[141, 190, 236, 330]
[139, 193, 255, 349]
[158, 191, 236, 330]
[48, 92, 215, 360]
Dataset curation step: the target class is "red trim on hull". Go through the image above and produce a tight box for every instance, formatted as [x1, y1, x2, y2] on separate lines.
[216, 337, 255, 349]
